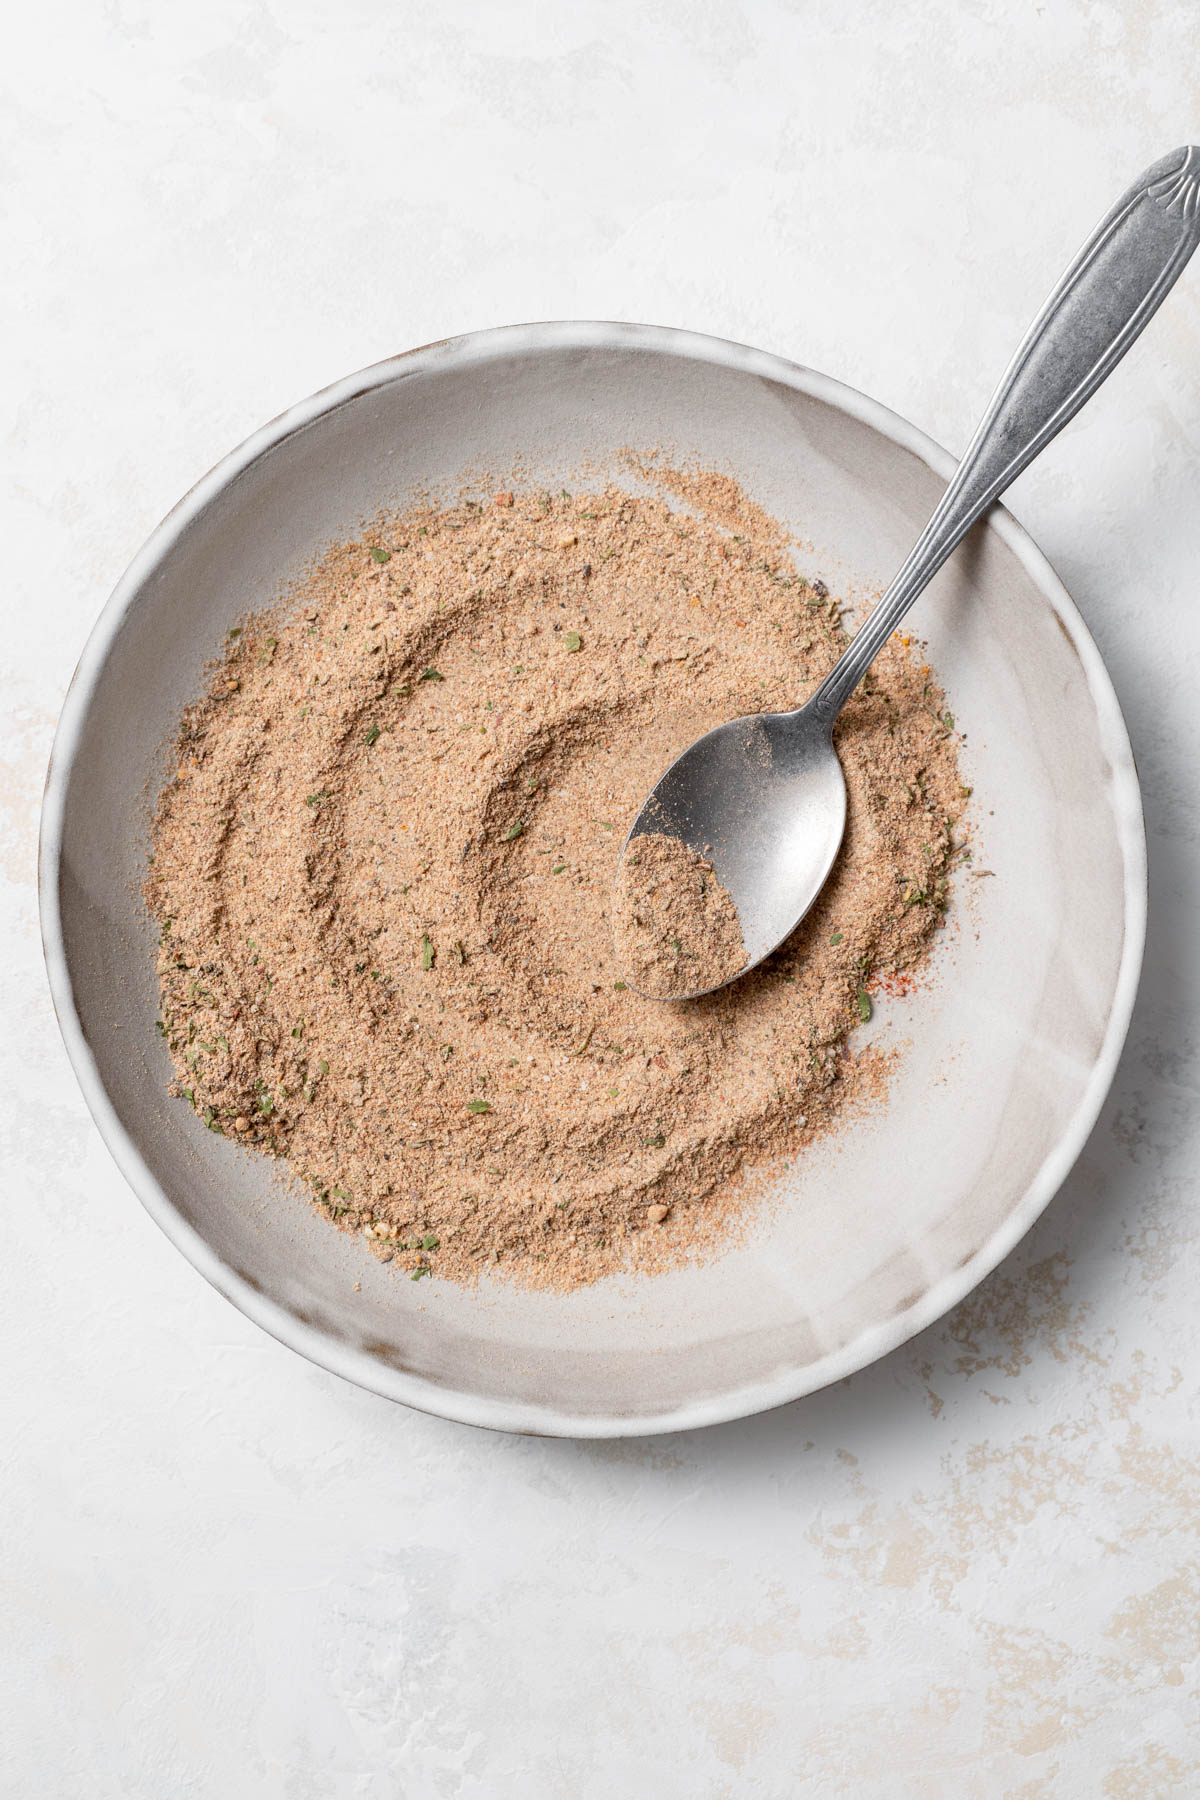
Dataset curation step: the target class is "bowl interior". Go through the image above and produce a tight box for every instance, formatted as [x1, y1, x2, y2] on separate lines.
[43, 326, 1142, 1434]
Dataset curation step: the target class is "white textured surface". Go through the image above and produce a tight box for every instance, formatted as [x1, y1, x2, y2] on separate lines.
[4, 2, 1200, 1793]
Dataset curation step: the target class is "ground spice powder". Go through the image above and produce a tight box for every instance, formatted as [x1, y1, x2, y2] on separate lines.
[147, 470, 967, 1290]
[614, 832, 747, 998]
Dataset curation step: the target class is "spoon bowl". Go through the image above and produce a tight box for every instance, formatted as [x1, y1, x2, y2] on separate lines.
[623, 705, 846, 996]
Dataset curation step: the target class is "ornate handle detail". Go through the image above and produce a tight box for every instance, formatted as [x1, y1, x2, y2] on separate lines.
[809, 146, 1200, 726]
[1148, 145, 1200, 221]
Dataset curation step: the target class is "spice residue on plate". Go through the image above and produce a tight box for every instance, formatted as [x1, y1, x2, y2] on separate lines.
[146, 469, 968, 1290]
[614, 831, 747, 998]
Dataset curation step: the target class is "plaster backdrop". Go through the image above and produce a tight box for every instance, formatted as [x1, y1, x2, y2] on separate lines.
[5, 2, 1200, 1794]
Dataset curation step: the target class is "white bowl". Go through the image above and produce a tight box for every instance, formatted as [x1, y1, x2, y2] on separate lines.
[40, 323, 1145, 1437]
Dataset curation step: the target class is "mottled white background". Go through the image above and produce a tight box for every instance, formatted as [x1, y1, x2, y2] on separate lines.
[4, 2, 1200, 1794]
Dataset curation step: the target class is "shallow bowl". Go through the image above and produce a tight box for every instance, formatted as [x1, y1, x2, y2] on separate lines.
[40, 322, 1145, 1436]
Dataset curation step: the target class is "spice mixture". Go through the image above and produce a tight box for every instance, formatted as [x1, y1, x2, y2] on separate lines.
[614, 832, 747, 998]
[147, 469, 967, 1290]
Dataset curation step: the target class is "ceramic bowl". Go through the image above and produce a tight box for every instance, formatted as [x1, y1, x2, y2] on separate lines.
[40, 323, 1145, 1436]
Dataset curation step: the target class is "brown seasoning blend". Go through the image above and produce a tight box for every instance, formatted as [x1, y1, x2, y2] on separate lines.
[147, 470, 967, 1289]
[614, 832, 748, 998]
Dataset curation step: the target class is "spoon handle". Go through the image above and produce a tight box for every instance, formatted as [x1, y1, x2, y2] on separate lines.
[809, 145, 1200, 726]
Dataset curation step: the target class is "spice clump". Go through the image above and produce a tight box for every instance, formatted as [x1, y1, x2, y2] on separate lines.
[614, 832, 747, 998]
[146, 469, 968, 1290]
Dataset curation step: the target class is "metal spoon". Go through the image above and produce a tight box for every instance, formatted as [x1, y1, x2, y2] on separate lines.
[619, 144, 1200, 999]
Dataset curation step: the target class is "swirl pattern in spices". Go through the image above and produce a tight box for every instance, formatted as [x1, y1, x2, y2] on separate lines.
[148, 473, 967, 1289]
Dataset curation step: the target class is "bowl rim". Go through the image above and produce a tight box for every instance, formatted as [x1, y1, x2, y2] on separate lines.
[39, 320, 1147, 1438]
